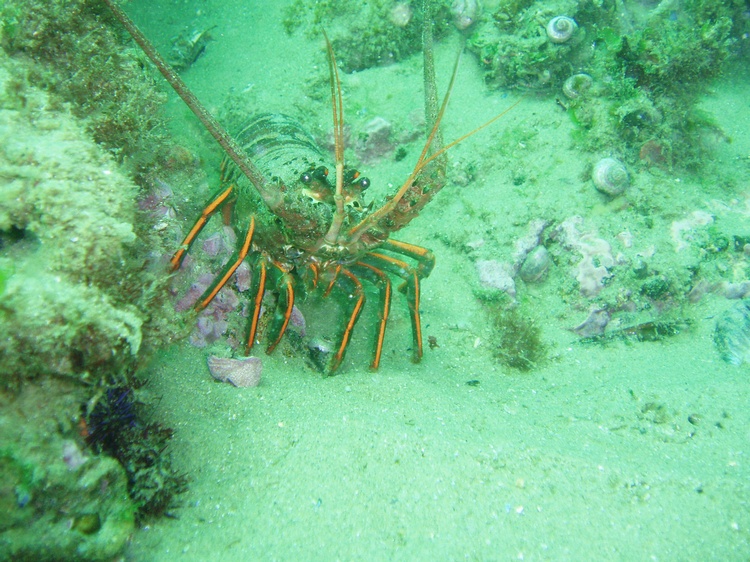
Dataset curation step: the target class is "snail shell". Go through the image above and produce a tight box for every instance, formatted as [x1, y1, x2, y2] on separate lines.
[592, 158, 629, 196]
[519, 246, 552, 284]
[451, 0, 481, 30]
[546, 16, 577, 44]
[562, 73, 593, 99]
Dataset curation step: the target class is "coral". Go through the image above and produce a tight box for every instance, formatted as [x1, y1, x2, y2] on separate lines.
[555, 216, 616, 298]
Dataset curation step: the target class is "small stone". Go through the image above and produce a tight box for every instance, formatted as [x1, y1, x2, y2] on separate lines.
[572, 308, 610, 337]
[476, 259, 516, 297]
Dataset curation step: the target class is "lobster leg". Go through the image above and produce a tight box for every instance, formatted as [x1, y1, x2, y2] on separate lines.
[381, 239, 435, 279]
[360, 252, 424, 363]
[350, 262, 392, 371]
[265, 264, 295, 355]
[245, 258, 267, 354]
[195, 217, 255, 311]
[328, 268, 366, 374]
[170, 185, 235, 271]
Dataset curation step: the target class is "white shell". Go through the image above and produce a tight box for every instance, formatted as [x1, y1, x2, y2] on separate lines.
[546, 16, 577, 44]
[562, 73, 593, 99]
[451, 0, 481, 30]
[519, 246, 551, 283]
[592, 158, 629, 196]
[207, 355, 262, 387]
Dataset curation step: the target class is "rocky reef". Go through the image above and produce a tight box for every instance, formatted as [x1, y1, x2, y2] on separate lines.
[283, 0, 456, 73]
[466, 0, 747, 172]
[0, 378, 134, 561]
[0, 0, 193, 558]
[0, 56, 146, 380]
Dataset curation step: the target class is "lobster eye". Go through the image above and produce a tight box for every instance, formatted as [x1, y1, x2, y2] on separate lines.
[343, 168, 360, 184]
[300, 171, 312, 183]
[358, 177, 371, 190]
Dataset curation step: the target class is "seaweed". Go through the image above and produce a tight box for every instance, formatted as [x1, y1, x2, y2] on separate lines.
[480, 295, 547, 372]
[0, 0, 169, 169]
[85, 383, 187, 522]
[282, 0, 452, 73]
[466, 0, 746, 172]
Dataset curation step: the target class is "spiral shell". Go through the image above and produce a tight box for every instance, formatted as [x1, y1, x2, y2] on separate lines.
[546, 16, 577, 44]
[562, 73, 593, 99]
[519, 246, 552, 284]
[592, 158, 629, 196]
[451, 0, 481, 30]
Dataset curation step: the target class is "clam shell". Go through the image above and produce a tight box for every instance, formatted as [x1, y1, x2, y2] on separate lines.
[207, 355, 262, 387]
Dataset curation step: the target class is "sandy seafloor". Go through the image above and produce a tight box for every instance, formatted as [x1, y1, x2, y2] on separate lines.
[125, 1, 750, 560]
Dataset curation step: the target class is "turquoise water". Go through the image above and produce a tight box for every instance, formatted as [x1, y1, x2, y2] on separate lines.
[122, 1, 750, 559]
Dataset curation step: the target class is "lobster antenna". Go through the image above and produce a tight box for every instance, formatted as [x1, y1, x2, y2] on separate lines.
[101, 0, 282, 209]
[421, 0, 443, 154]
[321, 30, 347, 246]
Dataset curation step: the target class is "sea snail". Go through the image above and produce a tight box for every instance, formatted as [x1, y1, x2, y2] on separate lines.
[546, 16, 577, 44]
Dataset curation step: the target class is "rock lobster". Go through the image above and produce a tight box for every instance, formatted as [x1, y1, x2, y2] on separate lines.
[104, 0, 514, 373]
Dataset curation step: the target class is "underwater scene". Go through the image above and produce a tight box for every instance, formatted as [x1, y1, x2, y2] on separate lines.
[1, 0, 749, 559]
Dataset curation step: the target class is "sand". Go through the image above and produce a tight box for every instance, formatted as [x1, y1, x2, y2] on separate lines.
[125, 0, 750, 559]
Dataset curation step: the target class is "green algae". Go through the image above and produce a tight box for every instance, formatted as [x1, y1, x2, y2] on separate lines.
[465, 0, 747, 172]
[0, 378, 135, 562]
[282, 0, 452, 73]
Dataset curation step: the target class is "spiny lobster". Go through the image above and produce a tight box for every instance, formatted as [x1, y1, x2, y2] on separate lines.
[103, 0, 515, 373]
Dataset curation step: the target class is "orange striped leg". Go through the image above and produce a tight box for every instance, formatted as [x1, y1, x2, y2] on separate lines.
[245, 258, 267, 354]
[362, 252, 423, 363]
[328, 268, 365, 374]
[322, 264, 341, 297]
[381, 238, 435, 279]
[195, 218, 255, 311]
[265, 265, 295, 355]
[170, 185, 235, 271]
[351, 262, 392, 370]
